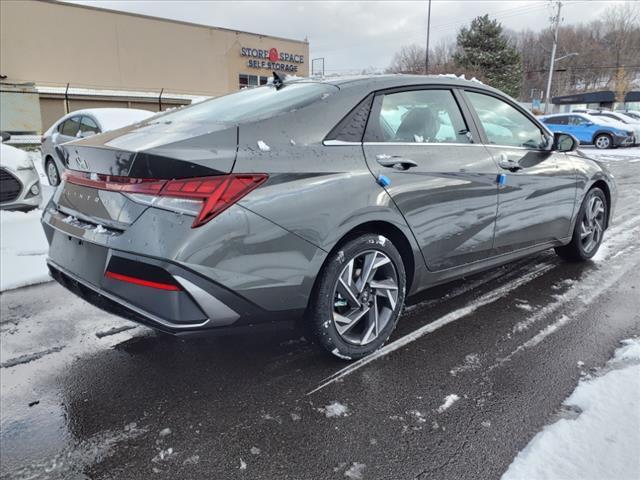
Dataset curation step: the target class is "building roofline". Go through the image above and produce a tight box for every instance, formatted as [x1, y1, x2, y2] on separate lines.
[44, 0, 309, 45]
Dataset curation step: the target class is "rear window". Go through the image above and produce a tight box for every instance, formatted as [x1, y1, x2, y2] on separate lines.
[154, 82, 337, 125]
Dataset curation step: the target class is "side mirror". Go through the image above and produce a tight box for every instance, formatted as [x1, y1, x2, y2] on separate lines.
[553, 132, 579, 152]
[584, 122, 593, 127]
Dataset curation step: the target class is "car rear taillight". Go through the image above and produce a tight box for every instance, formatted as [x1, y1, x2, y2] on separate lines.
[64, 171, 267, 227]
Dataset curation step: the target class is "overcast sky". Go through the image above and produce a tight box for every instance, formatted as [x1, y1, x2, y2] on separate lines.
[67, 0, 627, 73]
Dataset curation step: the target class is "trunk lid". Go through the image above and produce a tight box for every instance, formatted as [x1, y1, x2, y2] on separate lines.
[52, 121, 238, 229]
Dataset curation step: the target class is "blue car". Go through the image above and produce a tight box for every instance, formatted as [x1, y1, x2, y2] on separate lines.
[540, 113, 635, 149]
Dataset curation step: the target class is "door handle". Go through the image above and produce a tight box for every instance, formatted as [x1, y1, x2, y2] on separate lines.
[498, 154, 522, 172]
[376, 154, 418, 170]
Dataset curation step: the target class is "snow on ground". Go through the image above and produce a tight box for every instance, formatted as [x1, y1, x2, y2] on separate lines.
[319, 401, 350, 418]
[0, 210, 50, 291]
[502, 337, 640, 480]
[579, 145, 640, 161]
[0, 149, 55, 292]
[436, 394, 460, 413]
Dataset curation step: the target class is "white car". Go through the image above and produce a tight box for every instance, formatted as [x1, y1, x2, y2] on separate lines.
[0, 136, 42, 211]
[41, 108, 155, 186]
[615, 110, 640, 121]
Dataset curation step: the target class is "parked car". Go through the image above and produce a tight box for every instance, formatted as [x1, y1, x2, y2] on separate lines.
[615, 109, 640, 121]
[41, 108, 155, 186]
[539, 113, 634, 149]
[1, 135, 42, 211]
[42, 75, 617, 359]
[578, 110, 640, 145]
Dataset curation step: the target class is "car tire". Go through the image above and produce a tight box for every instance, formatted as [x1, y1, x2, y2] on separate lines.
[307, 233, 406, 360]
[594, 134, 612, 149]
[555, 187, 608, 262]
[46, 158, 60, 186]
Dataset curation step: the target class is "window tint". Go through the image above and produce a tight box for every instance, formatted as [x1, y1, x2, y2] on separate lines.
[543, 116, 567, 125]
[157, 82, 337, 124]
[60, 116, 81, 136]
[466, 91, 545, 148]
[568, 115, 590, 126]
[367, 89, 471, 143]
[80, 116, 100, 134]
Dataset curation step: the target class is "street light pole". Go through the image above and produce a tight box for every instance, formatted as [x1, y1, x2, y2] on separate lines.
[425, 0, 432, 74]
[543, 1, 562, 114]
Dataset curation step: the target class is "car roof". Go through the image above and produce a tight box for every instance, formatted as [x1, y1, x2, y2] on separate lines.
[289, 74, 497, 94]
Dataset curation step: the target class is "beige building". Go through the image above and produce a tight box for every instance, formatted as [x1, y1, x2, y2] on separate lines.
[0, 0, 309, 133]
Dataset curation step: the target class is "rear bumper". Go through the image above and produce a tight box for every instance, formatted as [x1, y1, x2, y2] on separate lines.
[44, 226, 301, 336]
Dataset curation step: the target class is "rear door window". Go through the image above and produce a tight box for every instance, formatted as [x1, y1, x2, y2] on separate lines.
[465, 91, 546, 149]
[365, 89, 471, 144]
[60, 116, 81, 137]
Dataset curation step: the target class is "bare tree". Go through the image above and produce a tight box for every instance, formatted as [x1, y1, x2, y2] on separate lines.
[386, 44, 427, 74]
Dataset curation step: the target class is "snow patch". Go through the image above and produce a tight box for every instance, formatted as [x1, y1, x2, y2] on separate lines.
[1, 210, 51, 291]
[437, 394, 460, 413]
[450, 353, 481, 376]
[377, 235, 387, 246]
[332, 348, 352, 360]
[250, 446, 261, 455]
[257, 140, 271, 152]
[320, 401, 350, 418]
[344, 462, 366, 479]
[239, 458, 247, 470]
[501, 337, 640, 480]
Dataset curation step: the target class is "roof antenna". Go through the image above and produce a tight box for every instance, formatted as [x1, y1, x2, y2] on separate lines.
[272, 71, 284, 90]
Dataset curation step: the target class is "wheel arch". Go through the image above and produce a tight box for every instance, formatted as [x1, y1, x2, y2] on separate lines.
[306, 220, 418, 314]
[589, 179, 612, 228]
[591, 130, 613, 144]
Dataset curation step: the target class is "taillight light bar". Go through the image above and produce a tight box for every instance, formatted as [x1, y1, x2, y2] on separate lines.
[64, 171, 268, 227]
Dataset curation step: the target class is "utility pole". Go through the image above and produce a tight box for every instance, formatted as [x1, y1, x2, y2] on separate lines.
[425, 0, 432, 74]
[543, 1, 562, 114]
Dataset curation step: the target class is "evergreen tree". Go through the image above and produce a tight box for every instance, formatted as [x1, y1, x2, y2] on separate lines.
[453, 15, 523, 98]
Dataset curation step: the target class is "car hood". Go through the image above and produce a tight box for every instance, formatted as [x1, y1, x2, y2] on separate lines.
[0, 144, 34, 171]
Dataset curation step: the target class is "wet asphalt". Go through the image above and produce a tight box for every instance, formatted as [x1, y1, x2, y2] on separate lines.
[1, 148, 640, 480]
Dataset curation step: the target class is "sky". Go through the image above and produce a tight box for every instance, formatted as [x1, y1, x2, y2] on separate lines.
[66, 0, 626, 74]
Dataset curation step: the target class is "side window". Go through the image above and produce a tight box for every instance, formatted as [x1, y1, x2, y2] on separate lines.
[544, 116, 567, 125]
[366, 89, 471, 144]
[569, 116, 589, 126]
[60, 116, 81, 136]
[80, 116, 100, 134]
[466, 91, 545, 149]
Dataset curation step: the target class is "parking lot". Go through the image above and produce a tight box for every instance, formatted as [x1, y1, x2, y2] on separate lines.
[0, 147, 638, 479]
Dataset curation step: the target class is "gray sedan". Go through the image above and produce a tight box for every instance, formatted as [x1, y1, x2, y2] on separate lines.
[41, 75, 616, 359]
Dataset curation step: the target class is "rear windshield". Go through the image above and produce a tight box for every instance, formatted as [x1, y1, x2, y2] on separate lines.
[153, 82, 337, 125]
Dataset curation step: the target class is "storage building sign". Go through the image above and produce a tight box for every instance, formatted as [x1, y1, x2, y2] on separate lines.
[241, 47, 304, 72]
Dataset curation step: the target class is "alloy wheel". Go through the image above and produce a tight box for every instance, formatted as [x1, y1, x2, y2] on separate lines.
[595, 135, 611, 149]
[332, 250, 399, 346]
[47, 161, 59, 186]
[580, 195, 605, 254]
